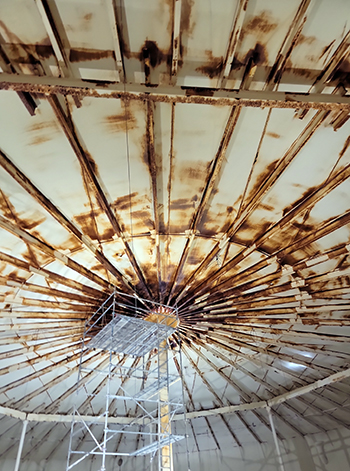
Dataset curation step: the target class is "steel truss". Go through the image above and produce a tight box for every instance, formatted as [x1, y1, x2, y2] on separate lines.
[66, 293, 184, 471]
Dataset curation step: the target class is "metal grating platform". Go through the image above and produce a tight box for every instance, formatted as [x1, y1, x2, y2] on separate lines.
[88, 314, 175, 356]
[131, 435, 184, 456]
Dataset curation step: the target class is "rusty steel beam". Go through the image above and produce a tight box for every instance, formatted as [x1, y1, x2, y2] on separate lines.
[179, 160, 350, 307]
[2, 365, 350, 424]
[0, 310, 86, 320]
[218, 0, 247, 87]
[0, 344, 81, 378]
[0, 294, 91, 312]
[0, 335, 83, 362]
[187, 342, 272, 442]
[48, 95, 151, 298]
[0, 275, 96, 305]
[166, 105, 241, 302]
[42, 354, 113, 414]
[264, 0, 314, 91]
[9, 352, 105, 411]
[0, 148, 132, 293]
[172, 355, 201, 451]
[187, 335, 340, 433]
[0, 250, 104, 298]
[181, 344, 243, 447]
[0, 214, 114, 291]
[34, 0, 71, 77]
[0, 328, 85, 348]
[205, 343, 347, 411]
[146, 101, 161, 299]
[105, 0, 125, 81]
[0, 351, 82, 397]
[190, 329, 338, 375]
[0, 320, 84, 332]
[176, 109, 329, 304]
[2, 74, 350, 110]
[191, 324, 350, 360]
[309, 29, 350, 95]
[171, 0, 182, 77]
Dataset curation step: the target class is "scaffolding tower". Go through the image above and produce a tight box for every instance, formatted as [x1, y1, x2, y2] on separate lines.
[66, 293, 185, 471]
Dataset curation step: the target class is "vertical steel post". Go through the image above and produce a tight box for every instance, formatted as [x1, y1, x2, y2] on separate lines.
[14, 419, 28, 471]
[267, 407, 286, 471]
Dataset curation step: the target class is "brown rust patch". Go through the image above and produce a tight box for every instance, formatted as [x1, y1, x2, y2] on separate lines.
[170, 198, 194, 211]
[196, 51, 224, 78]
[296, 34, 317, 46]
[74, 210, 114, 241]
[69, 48, 114, 62]
[103, 109, 137, 132]
[0, 190, 46, 231]
[112, 192, 142, 211]
[181, 0, 195, 36]
[27, 120, 60, 146]
[0, 20, 53, 68]
[84, 13, 93, 22]
[266, 131, 281, 139]
[245, 159, 280, 205]
[241, 11, 277, 39]
[131, 210, 154, 231]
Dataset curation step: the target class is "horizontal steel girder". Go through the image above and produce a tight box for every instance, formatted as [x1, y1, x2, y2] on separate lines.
[1, 367, 350, 423]
[1, 73, 350, 111]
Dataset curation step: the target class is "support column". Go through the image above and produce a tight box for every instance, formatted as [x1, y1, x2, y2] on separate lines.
[14, 419, 28, 471]
[159, 342, 172, 471]
[267, 407, 285, 471]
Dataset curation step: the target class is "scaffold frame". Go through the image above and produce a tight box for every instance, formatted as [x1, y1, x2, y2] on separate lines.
[66, 292, 185, 471]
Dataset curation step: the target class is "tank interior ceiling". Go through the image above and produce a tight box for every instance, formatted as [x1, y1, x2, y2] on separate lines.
[1, 0, 350, 466]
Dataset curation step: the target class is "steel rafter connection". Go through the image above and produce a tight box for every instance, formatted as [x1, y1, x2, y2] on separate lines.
[66, 292, 185, 471]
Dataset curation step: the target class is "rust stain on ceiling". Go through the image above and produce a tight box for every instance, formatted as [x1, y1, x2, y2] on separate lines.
[1, 0, 350, 461]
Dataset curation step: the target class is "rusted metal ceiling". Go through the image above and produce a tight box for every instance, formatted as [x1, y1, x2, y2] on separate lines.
[1, 0, 350, 462]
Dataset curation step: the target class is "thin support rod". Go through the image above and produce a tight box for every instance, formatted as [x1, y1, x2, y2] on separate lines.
[267, 407, 285, 471]
[14, 419, 28, 471]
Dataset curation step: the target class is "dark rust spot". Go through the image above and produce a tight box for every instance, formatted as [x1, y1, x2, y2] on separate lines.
[183, 87, 215, 97]
[140, 40, 165, 68]
[244, 42, 268, 66]
[230, 56, 244, 72]
[103, 109, 137, 132]
[330, 58, 350, 87]
[69, 48, 114, 62]
[196, 51, 224, 78]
